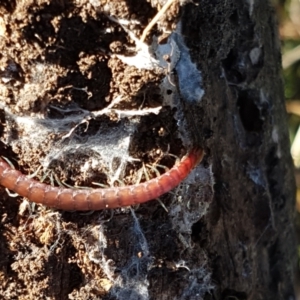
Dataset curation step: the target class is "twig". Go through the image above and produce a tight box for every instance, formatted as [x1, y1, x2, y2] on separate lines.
[140, 0, 177, 43]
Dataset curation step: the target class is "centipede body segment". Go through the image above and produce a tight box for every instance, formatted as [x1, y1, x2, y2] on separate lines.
[0, 148, 204, 210]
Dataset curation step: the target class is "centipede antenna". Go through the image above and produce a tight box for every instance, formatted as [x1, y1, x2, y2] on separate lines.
[1, 156, 15, 169]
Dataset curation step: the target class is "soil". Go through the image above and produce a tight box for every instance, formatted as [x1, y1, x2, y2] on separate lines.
[0, 0, 189, 299]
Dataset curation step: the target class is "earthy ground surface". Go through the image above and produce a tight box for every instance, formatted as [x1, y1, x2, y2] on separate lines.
[0, 0, 199, 299]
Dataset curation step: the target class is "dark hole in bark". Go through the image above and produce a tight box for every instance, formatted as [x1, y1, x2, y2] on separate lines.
[237, 90, 263, 132]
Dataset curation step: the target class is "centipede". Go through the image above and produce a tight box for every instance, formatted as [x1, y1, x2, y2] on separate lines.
[0, 148, 204, 210]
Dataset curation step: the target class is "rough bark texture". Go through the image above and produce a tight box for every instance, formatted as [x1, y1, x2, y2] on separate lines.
[0, 0, 296, 299]
[185, 1, 297, 299]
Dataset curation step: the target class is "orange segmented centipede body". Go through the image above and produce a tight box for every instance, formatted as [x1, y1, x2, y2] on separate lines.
[0, 148, 204, 210]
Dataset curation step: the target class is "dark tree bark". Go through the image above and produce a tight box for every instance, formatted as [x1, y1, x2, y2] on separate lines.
[179, 1, 297, 299]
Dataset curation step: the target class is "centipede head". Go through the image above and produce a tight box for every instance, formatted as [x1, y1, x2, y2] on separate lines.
[192, 148, 205, 167]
